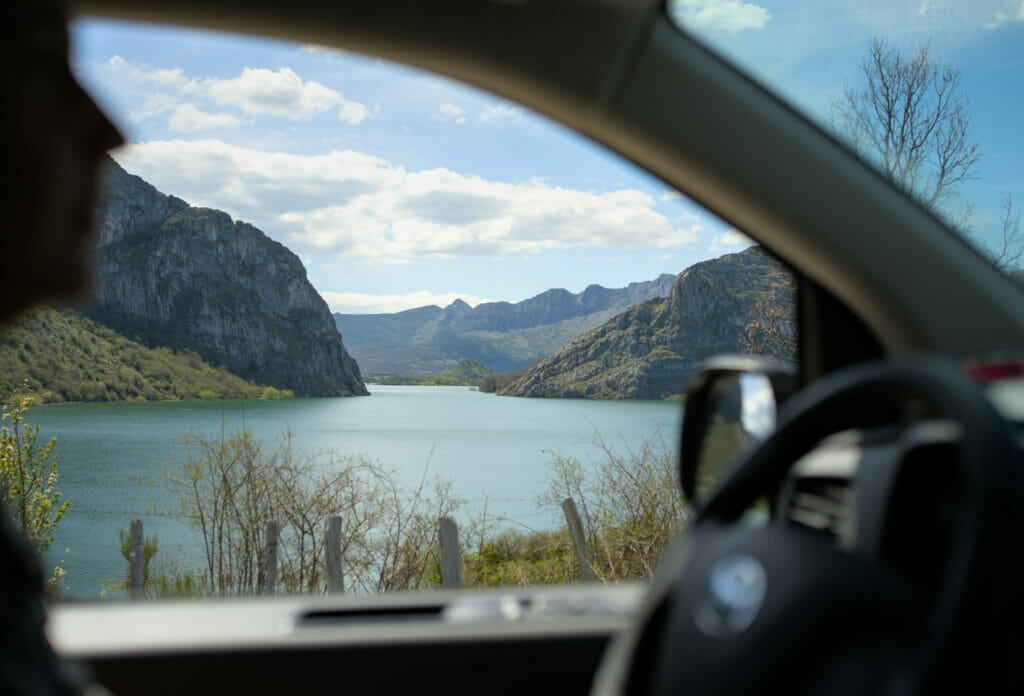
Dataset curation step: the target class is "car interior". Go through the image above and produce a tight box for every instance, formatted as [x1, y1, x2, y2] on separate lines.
[38, 0, 1024, 694]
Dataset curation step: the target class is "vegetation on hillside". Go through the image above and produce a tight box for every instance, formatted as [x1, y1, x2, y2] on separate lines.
[738, 275, 797, 363]
[0, 306, 292, 404]
[479, 368, 527, 394]
[435, 313, 617, 373]
[365, 359, 499, 387]
[497, 249, 794, 400]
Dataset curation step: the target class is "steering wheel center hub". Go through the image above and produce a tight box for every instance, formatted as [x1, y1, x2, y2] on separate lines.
[695, 553, 767, 638]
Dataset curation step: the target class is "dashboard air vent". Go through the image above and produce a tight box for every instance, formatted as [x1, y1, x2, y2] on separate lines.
[786, 476, 852, 542]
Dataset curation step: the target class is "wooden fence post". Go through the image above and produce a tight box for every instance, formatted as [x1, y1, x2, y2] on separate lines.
[562, 498, 597, 582]
[263, 520, 279, 595]
[437, 516, 463, 589]
[325, 515, 345, 594]
[129, 518, 145, 600]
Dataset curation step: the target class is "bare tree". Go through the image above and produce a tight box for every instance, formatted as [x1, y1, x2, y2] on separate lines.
[832, 38, 980, 213]
[992, 193, 1024, 274]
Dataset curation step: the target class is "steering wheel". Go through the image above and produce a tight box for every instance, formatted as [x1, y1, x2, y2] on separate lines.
[592, 358, 1024, 696]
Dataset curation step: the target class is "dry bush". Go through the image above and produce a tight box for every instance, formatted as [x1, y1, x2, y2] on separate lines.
[536, 429, 689, 583]
[165, 424, 462, 596]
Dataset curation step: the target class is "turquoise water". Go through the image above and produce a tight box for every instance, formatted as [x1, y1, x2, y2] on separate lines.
[25, 386, 681, 597]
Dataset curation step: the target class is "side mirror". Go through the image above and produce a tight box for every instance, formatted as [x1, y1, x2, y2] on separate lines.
[679, 356, 797, 507]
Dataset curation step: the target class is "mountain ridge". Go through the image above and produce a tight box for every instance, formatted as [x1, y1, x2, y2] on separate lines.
[88, 157, 367, 397]
[498, 247, 793, 400]
[334, 273, 676, 374]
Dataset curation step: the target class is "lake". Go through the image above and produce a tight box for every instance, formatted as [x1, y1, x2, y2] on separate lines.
[26, 385, 682, 597]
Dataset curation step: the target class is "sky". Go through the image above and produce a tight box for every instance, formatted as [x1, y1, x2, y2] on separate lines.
[70, 0, 1024, 314]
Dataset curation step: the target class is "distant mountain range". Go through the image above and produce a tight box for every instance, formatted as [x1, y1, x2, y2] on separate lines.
[334, 274, 675, 375]
[498, 247, 793, 400]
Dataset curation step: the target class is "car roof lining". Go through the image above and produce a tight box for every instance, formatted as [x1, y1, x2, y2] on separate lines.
[70, 0, 1024, 360]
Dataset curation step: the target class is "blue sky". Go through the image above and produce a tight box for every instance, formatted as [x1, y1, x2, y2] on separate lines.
[71, 0, 1024, 314]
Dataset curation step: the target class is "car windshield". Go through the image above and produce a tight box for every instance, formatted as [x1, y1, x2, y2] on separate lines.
[666, 0, 1024, 281]
[0, 14, 802, 601]
[20, 1, 1012, 605]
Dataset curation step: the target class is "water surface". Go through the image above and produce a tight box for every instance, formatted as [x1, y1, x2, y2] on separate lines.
[27, 386, 681, 597]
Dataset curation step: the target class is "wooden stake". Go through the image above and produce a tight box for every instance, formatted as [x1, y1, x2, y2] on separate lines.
[129, 518, 144, 600]
[562, 498, 596, 582]
[325, 515, 345, 594]
[263, 520, 279, 595]
[438, 516, 463, 589]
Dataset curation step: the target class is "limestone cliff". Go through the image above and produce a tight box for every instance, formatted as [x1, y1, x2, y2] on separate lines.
[88, 157, 367, 397]
[498, 247, 792, 400]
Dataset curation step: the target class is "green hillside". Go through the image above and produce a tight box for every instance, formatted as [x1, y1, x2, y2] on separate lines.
[499, 247, 794, 400]
[0, 306, 289, 404]
[365, 359, 499, 387]
[456, 310, 620, 367]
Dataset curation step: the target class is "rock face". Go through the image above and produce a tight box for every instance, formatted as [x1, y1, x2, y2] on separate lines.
[498, 247, 793, 400]
[88, 157, 367, 397]
[334, 273, 675, 375]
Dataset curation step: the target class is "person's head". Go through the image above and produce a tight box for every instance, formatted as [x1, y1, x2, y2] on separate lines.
[1, 1, 124, 324]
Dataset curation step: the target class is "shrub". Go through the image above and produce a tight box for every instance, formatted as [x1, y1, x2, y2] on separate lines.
[164, 425, 461, 596]
[538, 429, 689, 582]
[0, 398, 69, 555]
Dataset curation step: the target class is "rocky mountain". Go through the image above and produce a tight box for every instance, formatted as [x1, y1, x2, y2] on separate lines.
[498, 247, 793, 400]
[334, 273, 675, 375]
[88, 157, 367, 397]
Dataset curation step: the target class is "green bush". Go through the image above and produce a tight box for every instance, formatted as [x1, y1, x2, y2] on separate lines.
[0, 398, 69, 555]
[260, 386, 294, 400]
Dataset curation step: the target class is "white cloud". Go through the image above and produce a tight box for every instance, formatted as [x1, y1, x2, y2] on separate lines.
[322, 291, 495, 314]
[113, 140, 702, 264]
[660, 191, 685, 202]
[126, 92, 178, 123]
[108, 57, 372, 125]
[167, 103, 241, 132]
[708, 228, 754, 253]
[203, 67, 345, 120]
[668, 0, 771, 34]
[438, 102, 468, 124]
[984, 0, 1024, 29]
[299, 44, 348, 60]
[480, 103, 524, 122]
[338, 101, 372, 125]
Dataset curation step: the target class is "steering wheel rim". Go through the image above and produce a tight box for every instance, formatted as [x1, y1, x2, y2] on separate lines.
[593, 358, 1023, 696]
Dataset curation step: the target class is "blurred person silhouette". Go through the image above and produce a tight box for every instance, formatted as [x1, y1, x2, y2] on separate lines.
[1, 1, 124, 694]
